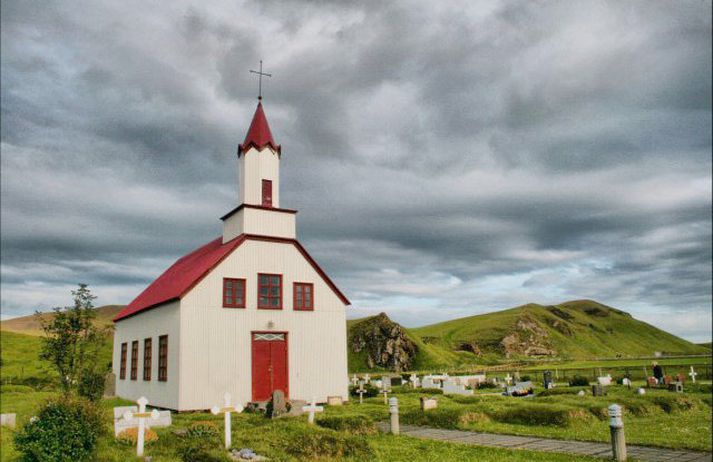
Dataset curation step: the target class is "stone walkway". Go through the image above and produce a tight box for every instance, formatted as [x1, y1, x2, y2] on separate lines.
[377, 423, 712, 461]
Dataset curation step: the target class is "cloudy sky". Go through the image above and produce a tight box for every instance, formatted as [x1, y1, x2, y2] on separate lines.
[1, 0, 711, 342]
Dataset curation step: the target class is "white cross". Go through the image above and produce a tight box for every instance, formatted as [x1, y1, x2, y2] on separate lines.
[504, 374, 512, 385]
[350, 374, 359, 386]
[363, 373, 370, 382]
[122, 396, 159, 457]
[357, 382, 367, 404]
[302, 396, 324, 424]
[689, 366, 697, 383]
[211, 393, 243, 449]
[409, 374, 419, 388]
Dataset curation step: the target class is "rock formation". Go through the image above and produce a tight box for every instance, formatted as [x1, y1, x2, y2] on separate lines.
[349, 313, 418, 371]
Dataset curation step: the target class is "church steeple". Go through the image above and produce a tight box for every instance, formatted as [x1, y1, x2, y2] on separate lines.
[238, 102, 280, 155]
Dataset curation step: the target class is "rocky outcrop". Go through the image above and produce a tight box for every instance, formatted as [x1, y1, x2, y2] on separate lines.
[500, 316, 556, 357]
[350, 313, 418, 371]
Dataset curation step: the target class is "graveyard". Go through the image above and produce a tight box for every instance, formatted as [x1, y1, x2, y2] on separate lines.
[1, 370, 711, 461]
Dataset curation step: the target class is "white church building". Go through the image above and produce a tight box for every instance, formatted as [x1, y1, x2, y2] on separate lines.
[112, 100, 350, 411]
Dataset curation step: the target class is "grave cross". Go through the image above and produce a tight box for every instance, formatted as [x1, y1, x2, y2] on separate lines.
[382, 388, 389, 404]
[249, 60, 272, 101]
[688, 366, 697, 383]
[504, 373, 512, 385]
[357, 382, 367, 404]
[302, 396, 324, 424]
[122, 396, 160, 457]
[211, 392, 243, 449]
[409, 374, 419, 389]
[351, 374, 359, 387]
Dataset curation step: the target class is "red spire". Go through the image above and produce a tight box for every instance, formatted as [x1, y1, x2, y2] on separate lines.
[238, 102, 280, 155]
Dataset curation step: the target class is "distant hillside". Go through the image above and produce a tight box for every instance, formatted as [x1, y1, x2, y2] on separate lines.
[348, 300, 709, 372]
[0, 305, 124, 336]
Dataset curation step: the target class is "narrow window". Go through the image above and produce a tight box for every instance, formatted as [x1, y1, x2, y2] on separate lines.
[294, 282, 314, 311]
[262, 179, 273, 207]
[143, 338, 152, 381]
[223, 278, 246, 308]
[130, 340, 138, 380]
[258, 273, 282, 309]
[158, 335, 168, 382]
[120, 343, 127, 380]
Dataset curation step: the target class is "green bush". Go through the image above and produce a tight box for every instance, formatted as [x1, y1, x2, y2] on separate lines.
[401, 408, 464, 429]
[14, 395, 104, 462]
[185, 421, 221, 441]
[278, 423, 373, 459]
[349, 383, 379, 398]
[569, 376, 590, 386]
[77, 369, 106, 402]
[477, 381, 499, 389]
[316, 415, 377, 435]
[520, 375, 532, 382]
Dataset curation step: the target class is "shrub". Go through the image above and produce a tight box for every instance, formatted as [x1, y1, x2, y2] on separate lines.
[477, 381, 499, 389]
[185, 421, 220, 441]
[280, 424, 372, 459]
[520, 375, 532, 382]
[176, 421, 226, 462]
[115, 427, 159, 446]
[349, 383, 379, 398]
[401, 408, 464, 429]
[14, 395, 104, 462]
[569, 376, 590, 387]
[316, 415, 377, 435]
[77, 369, 106, 402]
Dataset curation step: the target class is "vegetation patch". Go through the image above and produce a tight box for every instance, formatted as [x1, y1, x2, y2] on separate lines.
[116, 427, 159, 446]
[490, 403, 591, 427]
[316, 415, 377, 435]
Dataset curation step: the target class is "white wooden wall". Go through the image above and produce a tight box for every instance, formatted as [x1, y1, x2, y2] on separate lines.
[222, 207, 296, 243]
[178, 239, 349, 411]
[239, 147, 280, 207]
[113, 300, 181, 410]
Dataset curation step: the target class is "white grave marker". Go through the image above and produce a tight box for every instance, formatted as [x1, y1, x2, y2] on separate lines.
[211, 392, 243, 449]
[302, 396, 324, 424]
[504, 374, 513, 385]
[357, 382, 367, 404]
[351, 374, 359, 386]
[689, 366, 697, 383]
[122, 397, 159, 457]
[409, 374, 420, 389]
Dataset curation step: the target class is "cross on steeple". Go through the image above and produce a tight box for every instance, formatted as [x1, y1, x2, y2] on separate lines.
[249, 60, 272, 100]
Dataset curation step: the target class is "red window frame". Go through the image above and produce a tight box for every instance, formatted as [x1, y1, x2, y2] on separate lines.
[293, 282, 314, 311]
[158, 335, 168, 382]
[119, 343, 127, 380]
[223, 278, 246, 308]
[130, 340, 138, 380]
[262, 179, 273, 207]
[258, 273, 282, 310]
[143, 338, 152, 381]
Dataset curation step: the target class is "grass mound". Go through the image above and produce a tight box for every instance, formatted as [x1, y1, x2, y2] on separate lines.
[316, 415, 377, 435]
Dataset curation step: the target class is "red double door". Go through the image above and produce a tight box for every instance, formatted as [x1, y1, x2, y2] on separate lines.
[251, 332, 288, 402]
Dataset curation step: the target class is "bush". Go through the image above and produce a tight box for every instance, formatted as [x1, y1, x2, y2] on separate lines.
[280, 424, 372, 459]
[520, 375, 532, 382]
[77, 369, 106, 402]
[185, 421, 220, 441]
[569, 376, 590, 387]
[349, 383, 379, 398]
[116, 427, 159, 446]
[477, 382, 499, 389]
[14, 395, 104, 462]
[316, 415, 377, 435]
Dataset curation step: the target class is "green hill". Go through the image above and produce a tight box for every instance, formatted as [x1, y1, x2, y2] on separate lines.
[347, 300, 709, 372]
[0, 305, 123, 336]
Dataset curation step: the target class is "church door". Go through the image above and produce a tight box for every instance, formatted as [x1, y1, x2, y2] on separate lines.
[251, 332, 288, 401]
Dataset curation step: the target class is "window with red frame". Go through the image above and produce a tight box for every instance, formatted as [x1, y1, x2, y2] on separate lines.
[143, 338, 152, 381]
[258, 273, 282, 309]
[223, 278, 246, 308]
[130, 340, 138, 380]
[262, 179, 272, 207]
[158, 335, 168, 382]
[293, 282, 314, 311]
[119, 343, 127, 379]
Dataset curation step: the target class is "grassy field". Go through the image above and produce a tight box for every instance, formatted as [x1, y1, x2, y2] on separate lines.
[0, 389, 608, 462]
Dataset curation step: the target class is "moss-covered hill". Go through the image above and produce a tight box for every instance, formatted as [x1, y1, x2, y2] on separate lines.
[348, 300, 708, 372]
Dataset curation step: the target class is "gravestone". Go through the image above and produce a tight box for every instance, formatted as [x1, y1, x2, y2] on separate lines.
[114, 406, 138, 436]
[668, 382, 683, 393]
[636, 387, 646, 395]
[302, 397, 324, 424]
[268, 390, 287, 418]
[646, 377, 658, 387]
[597, 375, 612, 386]
[689, 366, 698, 383]
[543, 370, 553, 389]
[443, 378, 473, 396]
[577, 390, 586, 396]
[104, 372, 116, 397]
[422, 376, 439, 389]
[327, 396, 343, 406]
[622, 378, 632, 388]
[409, 374, 420, 389]
[420, 397, 438, 411]
[1, 413, 16, 428]
[591, 384, 606, 396]
[382, 376, 392, 392]
[506, 381, 533, 397]
[351, 375, 359, 387]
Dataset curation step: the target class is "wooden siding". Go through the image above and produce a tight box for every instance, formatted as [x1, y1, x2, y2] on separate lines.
[222, 207, 296, 243]
[239, 146, 280, 207]
[113, 300, 181, 410]
[178, 239, 348, 411]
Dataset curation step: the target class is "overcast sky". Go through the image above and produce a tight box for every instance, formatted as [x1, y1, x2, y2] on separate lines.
[1, 0, 711, 342]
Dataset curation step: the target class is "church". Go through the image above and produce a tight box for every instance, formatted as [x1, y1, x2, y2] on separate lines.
[112, 98, 350, 411]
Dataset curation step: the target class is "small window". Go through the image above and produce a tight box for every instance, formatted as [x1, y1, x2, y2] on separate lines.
[158, 335, 168, 382]
[258, 273, 282, 309]
[294, 282, 314, 311]
[262, 179, 273, 207]
[223, 278, 246, 308]
[119, 343, 127, 380]
[143, 338, 152, 381]
[130, 341, 139, 380]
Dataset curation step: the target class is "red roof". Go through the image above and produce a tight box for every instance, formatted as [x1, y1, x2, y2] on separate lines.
[238, 102, 280, 154]
[114, 234, 350, 322]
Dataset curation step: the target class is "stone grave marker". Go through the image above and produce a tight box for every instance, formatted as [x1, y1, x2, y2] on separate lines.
[1, 413, 16, 428]
[327, 396, 343, 406]
[122, 397, 160, 457]
[592, 384, 606, 396]
[104, 372, 116, 397]
[543, 370, 554, 389]
[622, 377, 632, 388]
[409, 373, 420, 389]
[689, 366, 697, 383]
[636, 387, 646, 395]
[442, 378, 473, 396]
[420, 397, 438, 411]
[269, 390, 287, 418]
[356, 381, 367, 404]
[504, 373, 513, 385]
[668, 382, 683, 393]
[597, 375, 612, 386]
[302, 397, 324, 424]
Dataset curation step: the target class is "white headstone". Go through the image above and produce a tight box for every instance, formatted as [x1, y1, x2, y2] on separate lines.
[622, 378, 632, 387]
[0, 413, 16, 428]
[442, 378, 473, 396]
[577, 390, 586, 396]
[597, 375, 612, 386]
[409, 374, 420, 388]
[636, 387, 646, 395]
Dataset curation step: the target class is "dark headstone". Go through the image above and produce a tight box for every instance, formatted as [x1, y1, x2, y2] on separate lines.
[268, 390, 287, 418]
[591, 384, 606, 396]
[668, 382, 683, 393]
